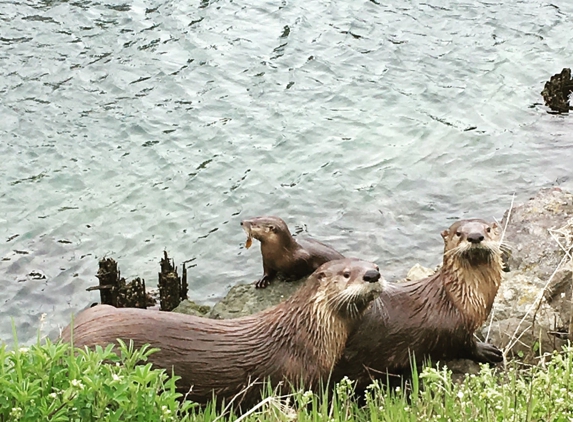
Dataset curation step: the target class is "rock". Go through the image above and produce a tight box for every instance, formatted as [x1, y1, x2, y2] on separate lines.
[405, 264, 436, 281]
[483, 317, 565, 362]
[442, 359, 482, 383]
[172, 299, 211, 317]
[486, 187, 573, 358]
[502, 188, 573, 281]
[209, 278, 305, 319]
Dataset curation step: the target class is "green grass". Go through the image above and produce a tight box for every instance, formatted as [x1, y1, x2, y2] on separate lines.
[2, 335, 573, 421]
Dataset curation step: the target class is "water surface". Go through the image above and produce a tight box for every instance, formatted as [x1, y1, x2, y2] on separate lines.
[1, 0, 572, 344]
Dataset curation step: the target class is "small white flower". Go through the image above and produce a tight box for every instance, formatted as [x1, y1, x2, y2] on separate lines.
[70, 379, 85, 390]
[457, 391, 464, 399]
[10, 407, 23, 418]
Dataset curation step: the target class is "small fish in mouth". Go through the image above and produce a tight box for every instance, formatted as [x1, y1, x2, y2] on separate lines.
[245, 235, 253, 249]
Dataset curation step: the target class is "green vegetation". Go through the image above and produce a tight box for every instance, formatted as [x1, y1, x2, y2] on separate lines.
[0, 338, 195, 421]
[2, 337, 573, 421]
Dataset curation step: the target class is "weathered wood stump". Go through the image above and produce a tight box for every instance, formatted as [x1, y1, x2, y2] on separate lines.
[541, 68, 573, 113]
[88, 252, 188, 311]
[116, 277, 150, 309]
[158, 251, 188, 311]
[88, 258, 152, 309]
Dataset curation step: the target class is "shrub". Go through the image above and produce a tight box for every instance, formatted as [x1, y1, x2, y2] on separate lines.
[0, 338, 195, 422]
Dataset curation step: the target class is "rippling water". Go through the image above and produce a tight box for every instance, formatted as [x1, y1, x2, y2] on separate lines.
[1, 0, 572, 344]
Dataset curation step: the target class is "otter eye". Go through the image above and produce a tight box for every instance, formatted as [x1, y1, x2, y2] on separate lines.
[343, 271, 351, 279]
[455, 231, 462, 237]
[486, 227, 491, 233]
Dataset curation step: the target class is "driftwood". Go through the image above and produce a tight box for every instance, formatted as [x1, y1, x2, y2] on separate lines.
[88, 258, 153, 309]
[158, 251, 188, 311]
[87, 252, 188, 311]
[541, 68, 573, 113]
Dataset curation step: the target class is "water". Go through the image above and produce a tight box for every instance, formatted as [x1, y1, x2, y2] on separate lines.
[1, 0, 572, 344]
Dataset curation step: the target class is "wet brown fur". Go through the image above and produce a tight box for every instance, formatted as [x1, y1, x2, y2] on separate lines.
[60, 259, 383, 406]
[333, 219, 504, 388]
[242, 216, 344, 288]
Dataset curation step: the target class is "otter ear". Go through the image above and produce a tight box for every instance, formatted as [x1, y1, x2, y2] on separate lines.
[268, 224, 276, 233]
[491, 222, 499, 230]
[441, 229, 449, 240]
[316, 271, 326, 282]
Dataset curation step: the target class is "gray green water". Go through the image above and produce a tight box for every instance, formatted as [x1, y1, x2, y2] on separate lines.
[1, 0, 572, 344]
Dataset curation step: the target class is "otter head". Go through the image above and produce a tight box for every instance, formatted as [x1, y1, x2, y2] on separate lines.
[441, 219, 504, 328]
[313, 258, 384, 321]
[240, 216, 292, 248]
[441, 219, 501, 267]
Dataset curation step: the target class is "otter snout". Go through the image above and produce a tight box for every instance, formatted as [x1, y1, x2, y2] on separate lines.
[363, 269, 381, 283]
[467, 232, 485, 244]
[241, 220, 253, 232]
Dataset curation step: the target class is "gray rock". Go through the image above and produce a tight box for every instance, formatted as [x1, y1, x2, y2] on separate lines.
[502, 187, 573, 282]
[209, 278, 306, 319]
[173, 299, 211, 317]
[484, 317, 565, 361]
[485, 187, 573, 359]
[405, 263, 436, 281]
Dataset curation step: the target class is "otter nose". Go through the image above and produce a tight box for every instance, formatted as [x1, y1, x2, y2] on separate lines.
[240, 221, 244, 226]
[467, 232, 485, 244]
[363, 269, 380, 283]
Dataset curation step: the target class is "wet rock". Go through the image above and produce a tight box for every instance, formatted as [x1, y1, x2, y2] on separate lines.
[173, 299, 211, 317]
[209, 278, 305, 319]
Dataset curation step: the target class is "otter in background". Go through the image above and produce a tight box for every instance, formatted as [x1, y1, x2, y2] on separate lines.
[241, 216, 344, 288]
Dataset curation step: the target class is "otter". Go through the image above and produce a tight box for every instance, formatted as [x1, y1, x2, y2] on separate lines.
[60, 259, 384, 406]
[241, 216, 344, 288]
[333, 219, 505, 389]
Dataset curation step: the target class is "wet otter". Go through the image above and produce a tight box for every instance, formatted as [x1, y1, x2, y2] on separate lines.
[60, 259, 384, 406]
[241, 216, 344, 288]
[333, 219, 505, 388]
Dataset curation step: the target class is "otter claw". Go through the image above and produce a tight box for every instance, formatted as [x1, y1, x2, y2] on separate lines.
[475, 341, 503, 363]
[255, 276, 271, 289]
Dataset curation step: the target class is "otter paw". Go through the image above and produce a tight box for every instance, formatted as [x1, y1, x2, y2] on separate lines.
[255, 276, 271, 289]
[475, 341, 503, 363]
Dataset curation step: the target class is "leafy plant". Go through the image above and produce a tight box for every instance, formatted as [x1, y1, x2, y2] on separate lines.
[0, 338, 195, 422]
